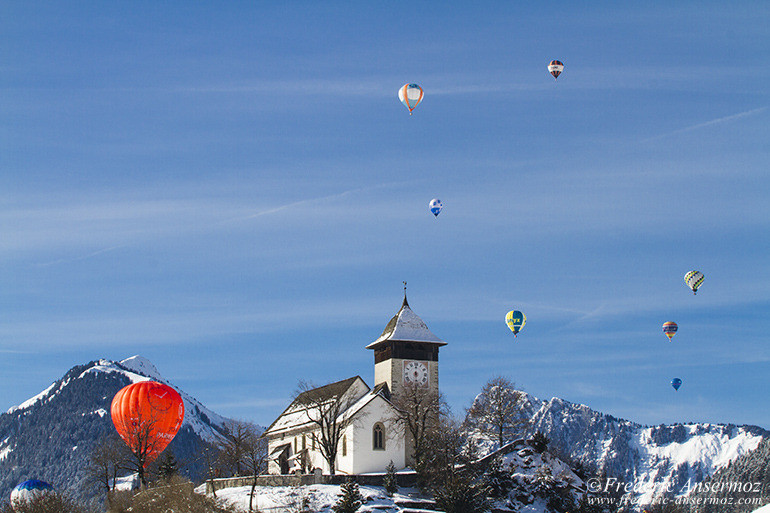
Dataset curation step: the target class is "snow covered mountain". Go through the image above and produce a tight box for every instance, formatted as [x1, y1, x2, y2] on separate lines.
[0, 356, 234, 504]
[499, 391, 767, 506]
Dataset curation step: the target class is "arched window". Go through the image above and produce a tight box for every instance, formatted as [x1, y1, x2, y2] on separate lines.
[342, 435, 347, 457]
[373, 423, 385, 450]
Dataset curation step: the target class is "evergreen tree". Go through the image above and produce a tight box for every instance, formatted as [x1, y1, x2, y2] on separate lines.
[383, 460, 398, 496]
[482, 456, 513, 498]
[529, 431, 549, 453]
[432, 474, 490, 513]
[156, 451, 178, 481]
[332, 479, 364, 513]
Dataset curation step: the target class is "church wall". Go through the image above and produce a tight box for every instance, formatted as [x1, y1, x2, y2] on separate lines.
[349, 397, 405, 474]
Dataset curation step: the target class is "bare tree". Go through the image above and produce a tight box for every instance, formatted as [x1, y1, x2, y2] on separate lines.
[388, 381, 447, 481]
[216, 420, 256, 477]
[86, 431, 133, 508]
[293, 379, 364, 475]
[198, 443, 222, 497]
[216, 420, 268, 512]
[465, 376, 528, 448]
[116, 410, 168, 488]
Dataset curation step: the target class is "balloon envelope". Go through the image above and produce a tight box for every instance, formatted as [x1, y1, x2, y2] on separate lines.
[662, 322, 678, 340]
[398, 83, 423, 114]
[505, 310, 526, 337]
[429, 198, 442, 217]
[684, 271, 704, 294]
[111, 381, 184, 467]
[11, 480, 53, 508]
[548, 60, 564, 80]
[671, 378, 683, 391]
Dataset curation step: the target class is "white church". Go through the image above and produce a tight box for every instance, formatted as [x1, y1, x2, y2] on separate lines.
[262, 292, 446, 475]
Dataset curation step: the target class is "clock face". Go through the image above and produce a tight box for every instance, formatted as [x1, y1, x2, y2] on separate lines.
[403, 361, 429, 386]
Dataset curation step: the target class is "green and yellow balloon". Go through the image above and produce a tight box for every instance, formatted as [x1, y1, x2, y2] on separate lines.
[505, 310, 526, 338]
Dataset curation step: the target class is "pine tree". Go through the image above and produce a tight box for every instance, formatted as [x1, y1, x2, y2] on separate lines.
[383, 460, 398, 496]
[157, 451, 178, 481]
[529, 431, 549, 453]
[332, 479, 364, 513]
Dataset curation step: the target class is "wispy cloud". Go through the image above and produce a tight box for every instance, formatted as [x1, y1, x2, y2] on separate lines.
[34, 245, 127, 267]
[220, 182, 408, 224]
[642, 106, 767, 142]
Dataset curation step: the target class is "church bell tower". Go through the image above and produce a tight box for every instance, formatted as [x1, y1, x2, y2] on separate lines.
[366, 285, 446, 399]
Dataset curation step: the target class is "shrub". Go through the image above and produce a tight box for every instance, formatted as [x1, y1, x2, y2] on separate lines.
[383, 460, 398, 496]
[332, 479, 364, 513]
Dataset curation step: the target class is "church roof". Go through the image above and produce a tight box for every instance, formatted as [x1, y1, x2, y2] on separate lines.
[366, 295, 446, 349]
[262, 376, 396, 438]
[263, 376, 370, 437]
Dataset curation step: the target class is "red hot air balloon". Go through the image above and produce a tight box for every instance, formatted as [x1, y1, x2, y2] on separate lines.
[111, 381, 184, 477]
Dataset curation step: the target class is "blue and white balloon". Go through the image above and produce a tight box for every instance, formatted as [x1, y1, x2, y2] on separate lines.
[429, 198, 442, 217]
[11, 480, 53, 509]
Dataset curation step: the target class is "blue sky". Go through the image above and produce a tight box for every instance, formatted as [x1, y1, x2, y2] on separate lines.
[2, 2, 769, 429]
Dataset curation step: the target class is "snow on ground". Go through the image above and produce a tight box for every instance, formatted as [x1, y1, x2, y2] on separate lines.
[110, 474, 140, 491]
[0, 439, 12, 462]
[198, 484, 424, 513]
[752, 504, 770, 513]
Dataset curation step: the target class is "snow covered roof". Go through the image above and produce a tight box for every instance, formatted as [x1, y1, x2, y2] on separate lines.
[263, 377, 369, 437]
[263, 377, 396, 438]
[366, 295, 445, 349]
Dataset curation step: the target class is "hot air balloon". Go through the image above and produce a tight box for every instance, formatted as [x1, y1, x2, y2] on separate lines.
[684, 271, 704, 295]
[429, 198, 442, 217]
[671, 378, 682, 391]
[662, 322, 678, 341]
[111, 381, 184, 473]
[548, 60, 564, 80]
[505, 310, 526, 337]
[398, 83, 423, 115]
[11, 480, 53, 509]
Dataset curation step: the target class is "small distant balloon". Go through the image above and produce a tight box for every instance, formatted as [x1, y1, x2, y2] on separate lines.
[684, 271, 704, 295]
[398, 83, 423, 115]
[548, 60, 564, 80]
[11, 480, 53, 509]
[671, 378, 682, 391]
[505, 310, 526, 337]
[662, 322, 678, 341]
[429, 198, 442, 217]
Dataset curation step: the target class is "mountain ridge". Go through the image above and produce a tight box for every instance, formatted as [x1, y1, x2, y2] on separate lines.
[507, 390, 767, 505]
[0, 356, 234, 506]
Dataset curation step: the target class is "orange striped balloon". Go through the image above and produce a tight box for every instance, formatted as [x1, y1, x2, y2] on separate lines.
[111, 381, 184, 466]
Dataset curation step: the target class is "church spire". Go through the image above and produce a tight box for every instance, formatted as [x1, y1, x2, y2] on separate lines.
[366, 285, 445, 348]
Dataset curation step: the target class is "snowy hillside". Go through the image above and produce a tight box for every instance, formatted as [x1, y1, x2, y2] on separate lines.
[5, 356, 229, 443]
[468, 389, 767, 506]
[0, 356, 235, 505]
[201, 440, 587, 513]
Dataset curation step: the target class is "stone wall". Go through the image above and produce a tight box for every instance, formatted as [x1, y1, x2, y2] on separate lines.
[204, 470, 418, 494]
